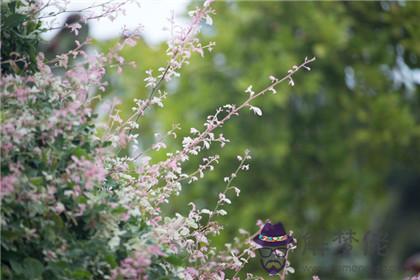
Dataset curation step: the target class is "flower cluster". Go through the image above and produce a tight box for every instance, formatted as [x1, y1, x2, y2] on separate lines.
[1, 0, 315, 279]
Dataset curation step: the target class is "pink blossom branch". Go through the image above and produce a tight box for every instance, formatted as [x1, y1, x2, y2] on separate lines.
[149, 57, 316, 194]
[109, 1, 215, 140]
[179, 57, 314, 158]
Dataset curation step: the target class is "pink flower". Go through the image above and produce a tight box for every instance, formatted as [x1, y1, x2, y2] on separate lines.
[184, 267, 199, 280]
[121, 212, 130, 221]
[75, 204, 86, 217]
[1, 142, 13, 153]
[69, 156, 106, 190]
[118, 131, 129, 147]
[53, 202, 65, 214]
[36, 53, 52, 75]
[256, 219, 264, 229]
[15, 88, 29, 101]
[66, 22, 82, 35]
[124, 37, 137, 47]
[147, 245, 164, 256]
[0, 174, 17, 198]
[113, 250, 153, 279]
[167, 160, 178, 171]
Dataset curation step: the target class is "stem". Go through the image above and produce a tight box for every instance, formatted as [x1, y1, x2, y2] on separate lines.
[232, 254, 253, 278]
[145, 56, 315, 193]
[107, 3, 212, 142]
[205, 153, 248, 229]
[173, 57, 316, 170]
[124, 63, 171, 139]
[37, 0, 117, 20]
[279, 248, 290, 280]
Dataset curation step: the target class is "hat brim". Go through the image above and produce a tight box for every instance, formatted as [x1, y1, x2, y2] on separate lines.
[252, 235, 294, 248]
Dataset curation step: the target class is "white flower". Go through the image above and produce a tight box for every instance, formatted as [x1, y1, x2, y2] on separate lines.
[182, 136, 193, 147]
[190, 127, 200, 134]
[108, 236, 120, 251]
[53, 202, 65, 214]
[218, 209, 227, 216]
[249, 105, 262, 116]
[218, 193, 231, 204]
[206, 15, 213, 25]
[130, 207, 141, 217]
[233, 187, 241, 196]
[245, 85, 255, 96]
[288, 78, 295, 87]
[269, 75, 278, 83]
[268, 87, 277, 94]
[151, 97, 164, 107]
[201, 209, 212, 215]
[238, 228, 249, 235]
[286, 266, 295, 274]
[180, 227, 190, 236]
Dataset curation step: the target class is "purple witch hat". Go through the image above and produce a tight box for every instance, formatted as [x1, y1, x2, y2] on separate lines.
[252, 222, 294, 247]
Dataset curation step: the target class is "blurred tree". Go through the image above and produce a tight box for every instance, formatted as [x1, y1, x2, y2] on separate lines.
[97, 2, 420, 279]
[42, 13, 89, 61]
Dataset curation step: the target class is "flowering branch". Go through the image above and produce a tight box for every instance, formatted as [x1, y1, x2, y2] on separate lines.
[1, 1, 317, 279]
[199, 150, 251, 233]
[38, 0, 132, 32]
[279, 237, 298, 280]
[107, 0, 216, 141]
[181, 56, 315, 156]
[147, 56, 316, 194]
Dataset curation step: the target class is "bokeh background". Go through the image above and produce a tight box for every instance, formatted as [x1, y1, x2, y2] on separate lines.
[42, 1, 420, 279]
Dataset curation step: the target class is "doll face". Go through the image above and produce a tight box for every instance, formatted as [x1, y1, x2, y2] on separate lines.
[258, 246, 288, 275]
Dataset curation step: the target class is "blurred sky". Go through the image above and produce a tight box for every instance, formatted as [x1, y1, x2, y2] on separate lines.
[40, 0, 189, 45]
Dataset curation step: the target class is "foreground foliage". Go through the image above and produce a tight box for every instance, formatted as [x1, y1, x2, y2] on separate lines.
[1, 1, 315, 279]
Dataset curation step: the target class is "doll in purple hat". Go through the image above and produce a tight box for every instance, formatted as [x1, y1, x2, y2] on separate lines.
[252, 222, 296, 275]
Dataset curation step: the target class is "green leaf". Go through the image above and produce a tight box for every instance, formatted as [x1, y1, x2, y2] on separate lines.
[23, 258, 44, 279]
[4, 14, 27, 28]
[164, 254, 185, 266]
[30, 177, 43, 187]
[73, 147, 89, 158]
[10, 259, 23, 275]
[111, 206, 127, 215]
[102, 141, 112, 147]
[71, 269, 92, 279]
[104, 254, 117, 267]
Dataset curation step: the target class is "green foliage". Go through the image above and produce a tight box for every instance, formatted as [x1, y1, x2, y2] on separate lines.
[1, 0, 42, 74]
[2, 2, 256, 279]
[1, 8, 157, 277]
[101, 2, 420, 279]
[1, 77, 111, 279]
[1, 64, 184, 279]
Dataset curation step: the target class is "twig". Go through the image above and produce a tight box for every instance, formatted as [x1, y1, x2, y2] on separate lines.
[37, 0, 117, 20]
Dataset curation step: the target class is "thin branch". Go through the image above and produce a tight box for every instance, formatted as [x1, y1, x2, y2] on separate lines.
[108, 3, 212, 142]
[144, 56, 316, 194]
[37, 0, 116, 20]
[176, 57, 317, 167]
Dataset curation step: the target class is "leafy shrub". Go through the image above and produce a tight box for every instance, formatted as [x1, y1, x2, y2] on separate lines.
[1, 0, 42, 74]
[1, 1, 312, 279]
